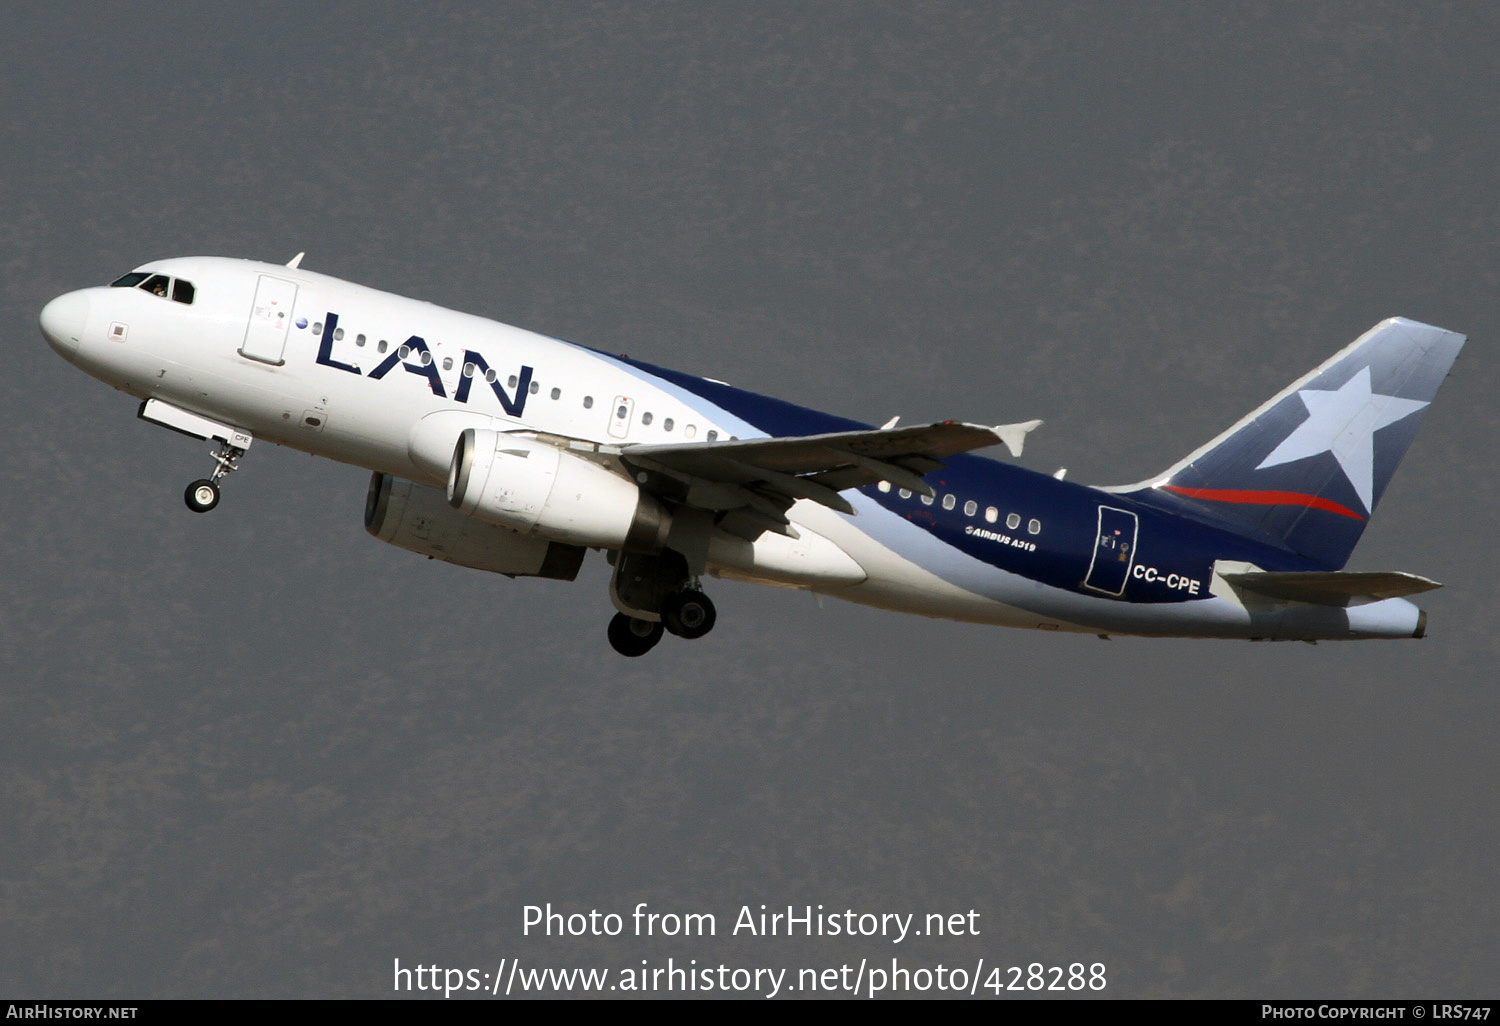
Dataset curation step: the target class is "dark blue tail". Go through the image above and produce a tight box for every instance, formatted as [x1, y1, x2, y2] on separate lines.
[1112, 318, 1464, 569]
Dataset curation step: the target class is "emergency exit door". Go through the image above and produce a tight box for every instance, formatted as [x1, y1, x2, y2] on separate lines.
[608, 395, 635, 439]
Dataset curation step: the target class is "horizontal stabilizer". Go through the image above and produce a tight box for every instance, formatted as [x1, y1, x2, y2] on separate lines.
[1219, 570, 1441, 607]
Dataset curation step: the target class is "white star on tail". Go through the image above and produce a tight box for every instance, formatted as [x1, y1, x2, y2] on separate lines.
[1255, 366, 1428, 512]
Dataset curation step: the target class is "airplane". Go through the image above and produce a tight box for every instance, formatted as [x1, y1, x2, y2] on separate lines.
[40, 255, 1465, 656]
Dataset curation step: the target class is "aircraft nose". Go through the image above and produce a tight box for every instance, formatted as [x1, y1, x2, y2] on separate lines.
[40, 290, 90, 360]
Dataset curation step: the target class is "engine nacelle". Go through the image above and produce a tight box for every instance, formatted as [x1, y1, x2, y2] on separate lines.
[365, 472, 585, 580]
[447, 429, 670, 552]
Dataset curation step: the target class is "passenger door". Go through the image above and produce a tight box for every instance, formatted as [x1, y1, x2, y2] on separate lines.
[1083, 506, 1138, 596]
[240, 275, 298, 365]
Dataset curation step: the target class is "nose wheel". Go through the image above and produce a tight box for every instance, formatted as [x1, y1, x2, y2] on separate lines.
[183, 439, 246, 513]
[185, 479, 220, 513]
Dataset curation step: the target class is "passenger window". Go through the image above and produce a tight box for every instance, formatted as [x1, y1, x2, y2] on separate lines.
[685, 424, 696, 439]
[550, 387, 561, 400]
[641, 412, 653, 426]
[462, 362, 475, 377]
[528, 381, 539, 394]
[313, 321, 323, 335]
[334, 327, 344, 341]
[583, 395, 593, 409]
[140, 274, 170, 298]
[942, 494, 956, 510]
[707, 430, 718, 441]
[419, 351, 432, 366]
[899, 488, 912, 499]
[171, 279, 195, 304]
[1006, 513, 1020, 530]
[877, 481, 891, 493]
[356, 333, 367, 347]
[377, 340, 388, 353]
[984, 506, 998, 523]
[485, 368, 497, 383]
[663, 418, 673, 431]
[110, 272, 149, 288]
[508, 375, 518, 388]
[920, 494, 934, 506]
[442, 357, 453, 371]
[1028, 519, 1041, 535]
[964, 500, 977, 516]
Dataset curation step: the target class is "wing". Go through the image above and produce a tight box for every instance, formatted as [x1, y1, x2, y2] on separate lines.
[619, 419, 1041, 541]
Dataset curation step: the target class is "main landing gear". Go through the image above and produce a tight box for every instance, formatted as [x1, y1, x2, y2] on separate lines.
[662, 589, 716, 640]
[605, 587, 719, 657]
[607, 613, 665, 657]
[184, 438, 247, 513]
[605, 550, 718, 656]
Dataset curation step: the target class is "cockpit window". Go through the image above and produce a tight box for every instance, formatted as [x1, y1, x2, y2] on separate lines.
[110, 270, 196, 304]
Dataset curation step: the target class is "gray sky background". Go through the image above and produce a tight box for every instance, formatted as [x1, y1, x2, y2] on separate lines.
[2, 1, 1497, 998]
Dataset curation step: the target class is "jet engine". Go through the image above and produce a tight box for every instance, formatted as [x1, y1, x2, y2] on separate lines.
[365, 472, 585, 580]
[446, 429, 671, 552]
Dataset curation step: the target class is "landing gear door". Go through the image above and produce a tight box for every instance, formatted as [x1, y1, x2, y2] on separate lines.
[240, 274, 298, 366]
[1083, 506, 1138, 596]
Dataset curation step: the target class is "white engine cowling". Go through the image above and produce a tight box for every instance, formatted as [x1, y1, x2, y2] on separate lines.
[447, 429, 671, 552]
[365, 473, 585, 580]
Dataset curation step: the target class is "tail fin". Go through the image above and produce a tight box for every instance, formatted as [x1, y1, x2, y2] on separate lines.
[1115, 318, 1465, 569]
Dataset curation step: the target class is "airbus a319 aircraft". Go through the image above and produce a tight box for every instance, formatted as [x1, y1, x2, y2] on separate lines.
[41, 255, 1464, 655]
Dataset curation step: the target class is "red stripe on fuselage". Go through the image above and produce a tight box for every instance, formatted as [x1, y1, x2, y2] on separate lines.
[1162, 486, 1366, 521]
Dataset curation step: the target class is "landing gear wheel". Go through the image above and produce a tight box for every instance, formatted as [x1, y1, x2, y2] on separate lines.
[182, 438, 248, 514]
[662, 590, 717, 640]
[185, 479, 220, 513]
[607, 613, 664, 657]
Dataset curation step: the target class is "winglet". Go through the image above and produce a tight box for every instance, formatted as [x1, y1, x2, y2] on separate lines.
[881, 416, 900, 429]
[286, 252, 305, 269]
[994, 419, 1042, 458]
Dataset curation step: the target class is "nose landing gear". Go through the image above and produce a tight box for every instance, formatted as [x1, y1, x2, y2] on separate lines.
[183, 438, 247, 513]
[135, 401, 253, 515]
